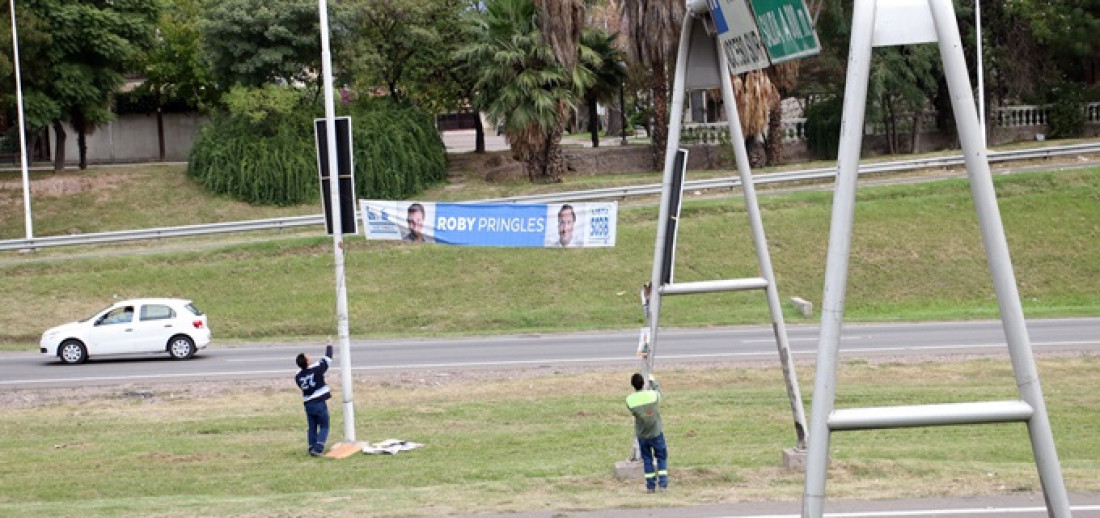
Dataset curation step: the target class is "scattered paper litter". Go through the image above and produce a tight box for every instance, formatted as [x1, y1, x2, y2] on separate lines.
[362, 439, 424, 455]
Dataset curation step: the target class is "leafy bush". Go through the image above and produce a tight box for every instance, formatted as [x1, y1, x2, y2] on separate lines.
[804, 94, 844, 160]
[188, 88, 446, 206]
[1045, 81, 1087, 139]
[348, 98, 447, 200]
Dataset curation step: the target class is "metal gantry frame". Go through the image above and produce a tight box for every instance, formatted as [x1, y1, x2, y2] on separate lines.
[800, 0, 1072, 516]
[642, 1, 809, 454]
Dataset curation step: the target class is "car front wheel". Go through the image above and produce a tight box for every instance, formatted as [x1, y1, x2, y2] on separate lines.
[168, 335, 196, 360]
[59, 339, 87, 364]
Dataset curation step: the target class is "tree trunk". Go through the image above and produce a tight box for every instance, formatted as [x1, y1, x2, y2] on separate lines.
[52, 120, 66, 172]
[77, 127, 88, 170]
[474, 111, 485, 154]
[543, 123, 566, 183]
[765, 99, 784, 166]
[607, 104, 623, 141]
[650, 64, 669, 170]
[910, 111, 923, 154]
[587, 96, 600, 148]
[747, 137, 766, 168]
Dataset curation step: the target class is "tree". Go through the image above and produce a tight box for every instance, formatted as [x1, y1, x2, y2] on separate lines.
[201, 0, 321, 89]
[579, 27, 627, 148]
[868, 46, 939, 153]
[135, 0, 218, 160]
[531, 0, 586, 179]
[140, 0, 217, 112]
[12, 0, 159, 171]
[458, 0, 592, 182]
[345, 0, 469, 105]
[734, 71, 779, 167]
[0, 3, 55, 158]
[620, 0, 684, 169]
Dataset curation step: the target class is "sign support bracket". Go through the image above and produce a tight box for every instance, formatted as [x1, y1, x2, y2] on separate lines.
[800, 0, 1072, 515]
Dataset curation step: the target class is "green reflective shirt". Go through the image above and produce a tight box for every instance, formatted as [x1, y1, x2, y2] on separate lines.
[626, 383, 663, 439]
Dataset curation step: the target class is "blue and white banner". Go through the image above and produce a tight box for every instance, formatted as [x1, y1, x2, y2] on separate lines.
[360, 200, 617, 248]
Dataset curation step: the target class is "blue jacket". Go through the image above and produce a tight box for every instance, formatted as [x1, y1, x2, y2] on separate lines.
[295, 345, 333, 404]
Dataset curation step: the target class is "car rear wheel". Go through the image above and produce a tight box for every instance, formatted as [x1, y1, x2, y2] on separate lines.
[168, 335, 195, 360]
[59, 339, 87, 364]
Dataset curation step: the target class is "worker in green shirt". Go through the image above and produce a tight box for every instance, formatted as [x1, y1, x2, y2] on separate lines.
[626, 372, 668, 492]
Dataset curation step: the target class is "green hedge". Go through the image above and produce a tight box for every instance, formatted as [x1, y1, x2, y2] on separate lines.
[804, 95, 844, 161]
[188, 97, 447, 206]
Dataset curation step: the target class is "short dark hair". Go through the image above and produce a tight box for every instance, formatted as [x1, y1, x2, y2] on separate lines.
[408, 203, 425, 216]
[558, 204, 575, 222]
[296, 353, 308, 370]
[631, 372, 645, 390]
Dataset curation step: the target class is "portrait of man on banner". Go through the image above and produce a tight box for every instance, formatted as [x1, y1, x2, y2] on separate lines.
[402, 202, 435, 243]
[547, 203, 583, 247]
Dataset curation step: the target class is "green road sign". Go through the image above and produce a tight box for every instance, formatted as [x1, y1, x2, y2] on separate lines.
[750, 0, 820, 64]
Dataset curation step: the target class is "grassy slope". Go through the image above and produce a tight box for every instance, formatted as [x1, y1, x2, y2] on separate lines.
[1, 163, 1099, 346]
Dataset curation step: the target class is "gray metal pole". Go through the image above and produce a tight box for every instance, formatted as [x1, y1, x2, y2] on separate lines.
[317, 0, 356, 443]
[929, 0, 1070, 515]
[975, 0, 986, 147]
[645, 10, 695, 378]
[802, 0, 877, 515]
[11, 0, 32, 241]
[714, 39, 807, 451]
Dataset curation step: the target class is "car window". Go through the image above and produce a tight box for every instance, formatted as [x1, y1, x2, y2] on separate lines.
[141, 304, 175, 321]
[99, 306, 134, 325]
[84, 305, 113, 322]
[184, 303, 204, 316]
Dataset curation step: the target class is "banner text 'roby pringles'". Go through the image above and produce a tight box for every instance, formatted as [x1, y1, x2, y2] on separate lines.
[359, 200, 617, 248]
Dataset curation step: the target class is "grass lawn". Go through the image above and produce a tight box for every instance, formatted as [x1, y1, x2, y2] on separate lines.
[1, 356, 1098, 517]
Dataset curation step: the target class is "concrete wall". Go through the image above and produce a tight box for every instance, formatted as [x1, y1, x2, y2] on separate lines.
[47, 113, 208, 164]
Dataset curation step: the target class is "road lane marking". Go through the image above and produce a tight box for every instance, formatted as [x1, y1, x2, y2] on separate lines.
[7, 340, 1098, 386]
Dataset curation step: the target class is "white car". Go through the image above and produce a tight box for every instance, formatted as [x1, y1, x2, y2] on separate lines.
[40, 298, 211, 364]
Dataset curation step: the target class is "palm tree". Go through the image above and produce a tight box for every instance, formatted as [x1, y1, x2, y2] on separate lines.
[620, 0, 684, 169]
[457, 0, 591, 182]
[530, 0, 586, 178]
[579, 27, 627, 148]
[734, 70, 780, 167]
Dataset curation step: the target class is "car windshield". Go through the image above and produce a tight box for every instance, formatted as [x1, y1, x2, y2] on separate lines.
[185, 303, 204, 316]
[81, 305, 115, 322]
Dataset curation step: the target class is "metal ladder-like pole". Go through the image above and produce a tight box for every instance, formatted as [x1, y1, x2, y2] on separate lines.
[644, 5, 808, 454]
[801, 0, 1071, 516]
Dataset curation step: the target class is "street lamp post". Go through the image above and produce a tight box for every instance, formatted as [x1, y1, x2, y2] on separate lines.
[11, 0, 32, 242]
[317, 0, 357, 446]
[976, 0, 986, 147]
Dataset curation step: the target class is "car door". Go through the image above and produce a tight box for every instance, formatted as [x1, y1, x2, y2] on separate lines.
[84, 306, 139, 355]
[130, 303, 178, 353]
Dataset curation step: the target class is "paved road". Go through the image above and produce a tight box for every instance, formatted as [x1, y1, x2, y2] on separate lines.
[5, 318, 1098, 389]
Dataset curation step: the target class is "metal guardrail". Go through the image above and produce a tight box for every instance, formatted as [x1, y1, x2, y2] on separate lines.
[3, 142, 1099, 252]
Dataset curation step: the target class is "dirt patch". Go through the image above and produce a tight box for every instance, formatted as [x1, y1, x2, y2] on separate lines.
[140, 451, 228, 463]
[0, 173, 128, 198]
